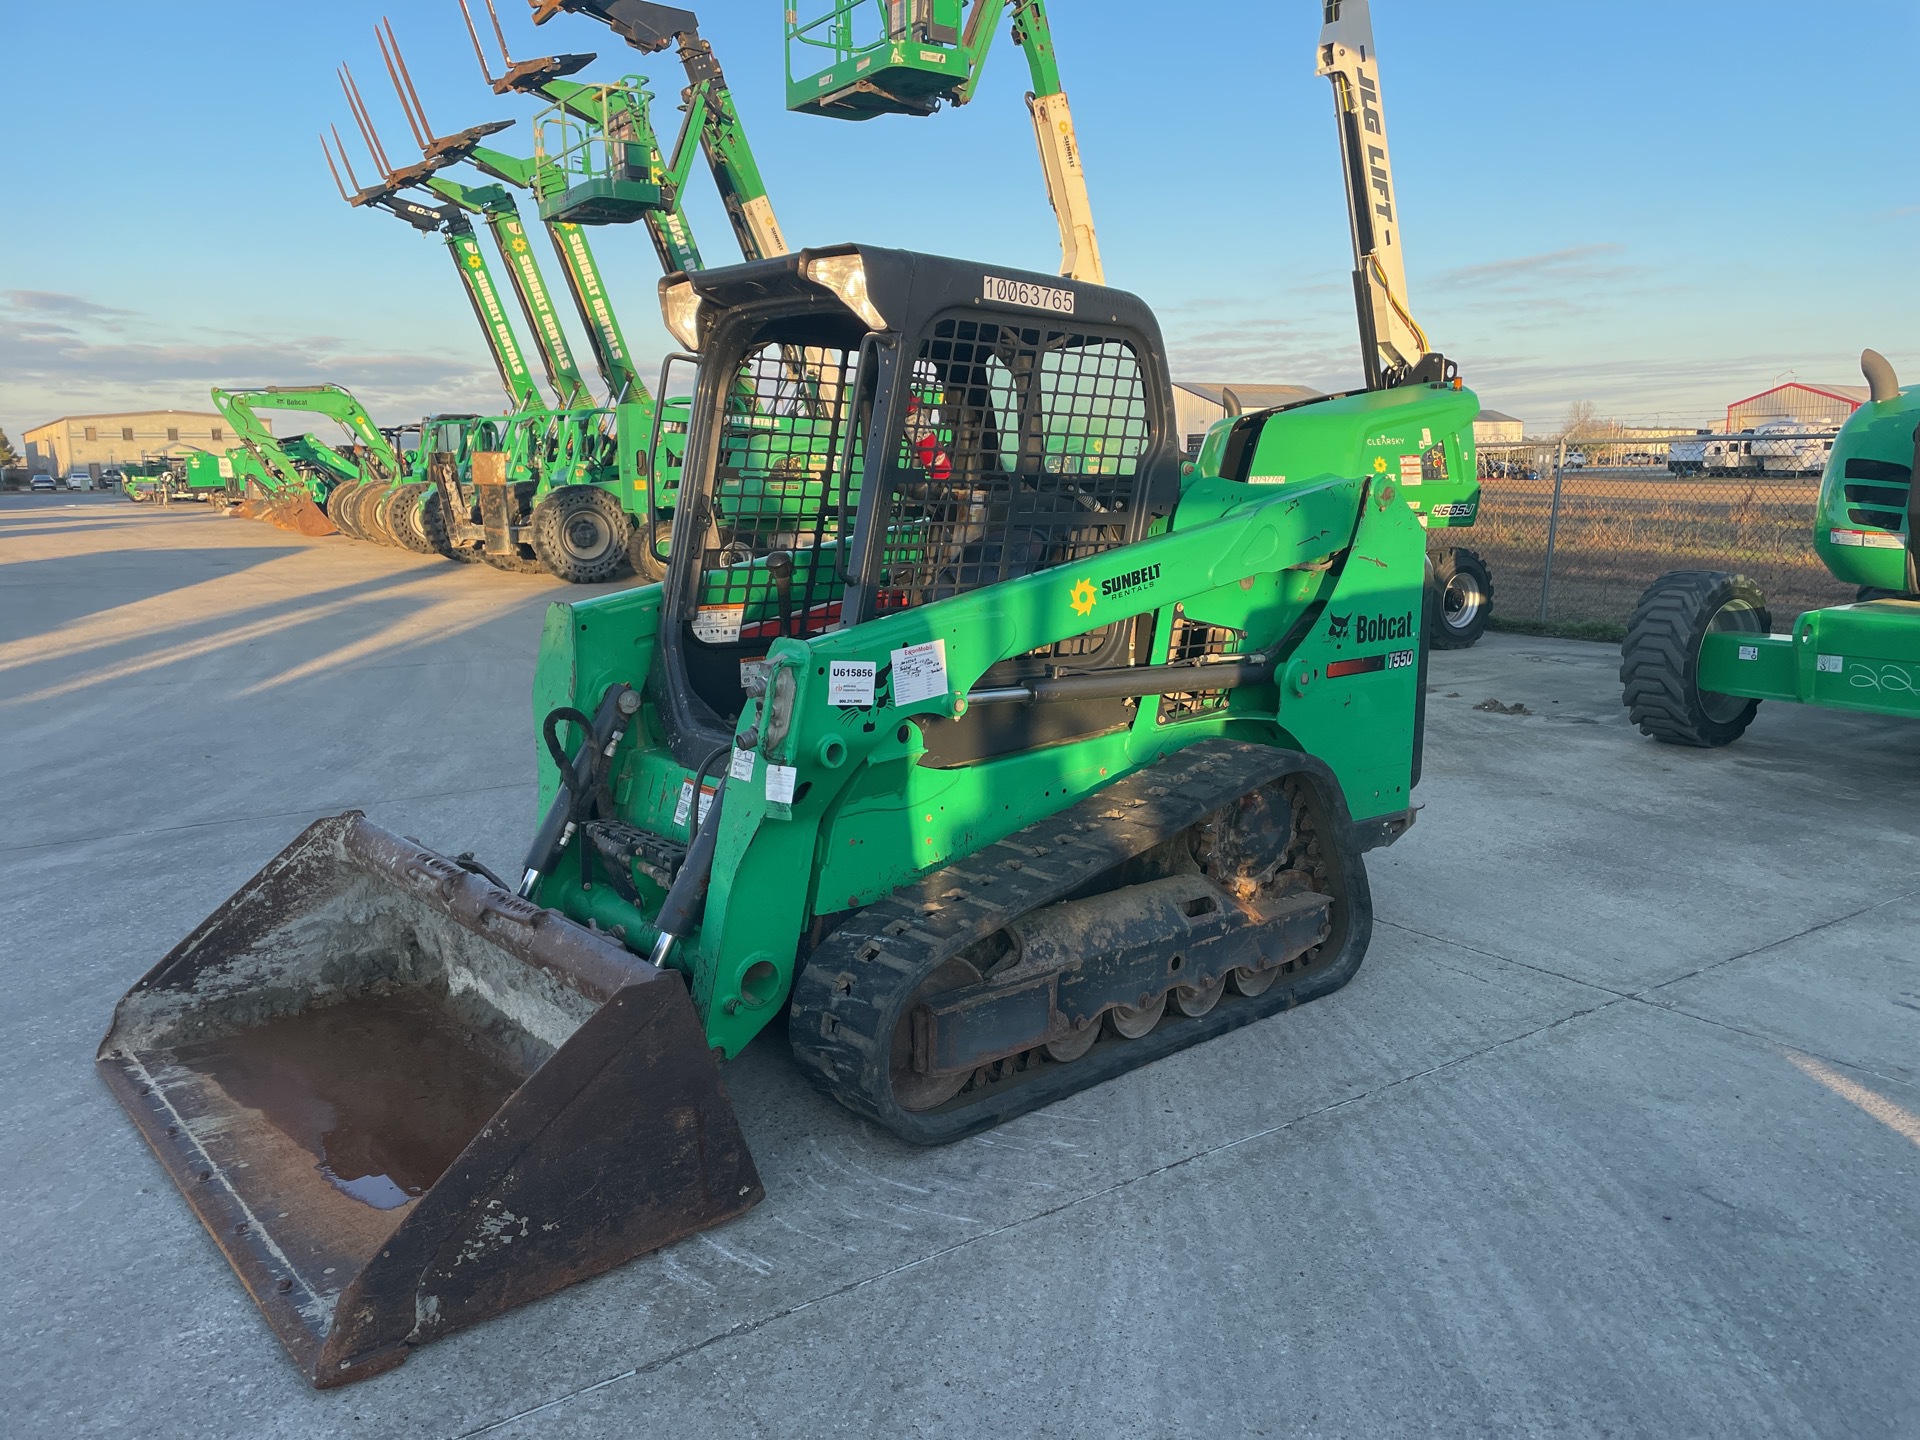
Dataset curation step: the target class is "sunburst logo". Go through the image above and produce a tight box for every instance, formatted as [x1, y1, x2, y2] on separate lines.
[465, 254, 484, 269]
[1069, 577, 1097, 616]
[1372, 455, 1389, 473]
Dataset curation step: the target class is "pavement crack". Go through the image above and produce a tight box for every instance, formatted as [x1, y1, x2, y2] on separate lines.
[1632, 887, 1920, 1000]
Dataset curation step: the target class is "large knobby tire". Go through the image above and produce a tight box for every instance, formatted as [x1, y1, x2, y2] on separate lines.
[1620, 570, 1771, 747]
[346, 482, 388, 544]
[369, 486, 408, 547]
[627, 515, 671, 584]
[531, 486, 635, 584]
[1429, 547, 1493, 650]
[327, 481, 367, 541]
[417, 485, 479, 562]
[387, 482, 436, 554]
[480, 544, 548, 575]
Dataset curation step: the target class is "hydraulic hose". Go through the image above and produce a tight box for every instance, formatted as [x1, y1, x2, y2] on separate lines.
[647, 743, 732, 969]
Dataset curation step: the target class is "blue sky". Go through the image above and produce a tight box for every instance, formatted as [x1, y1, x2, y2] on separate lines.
[3, 0, 1916, 445]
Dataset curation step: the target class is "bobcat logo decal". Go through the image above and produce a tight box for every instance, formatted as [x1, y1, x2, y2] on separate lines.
[1326, 612, 1352, 641]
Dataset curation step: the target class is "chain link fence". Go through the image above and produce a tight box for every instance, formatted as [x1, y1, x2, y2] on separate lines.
[1470, 434, 1855, 636]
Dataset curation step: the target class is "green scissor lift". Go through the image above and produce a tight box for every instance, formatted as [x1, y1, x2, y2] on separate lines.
[1622, 348, 1920, 743]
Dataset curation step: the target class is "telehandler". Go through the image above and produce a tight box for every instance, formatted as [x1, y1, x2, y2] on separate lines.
[99, 9, 1475, 1396]
[1622, 348, 1920, 743]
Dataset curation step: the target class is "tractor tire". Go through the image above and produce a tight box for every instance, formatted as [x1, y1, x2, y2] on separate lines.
[1620, 570, 1771, 747]
[480, 544, 548, 575]
[346, 483, 387, 543]
[531, 486, 634, 584]
[368, 487, 406, 547]
[416, 485, 478, 562]
[327, 482, 367, 541]
[1429, 547, 1493, 650]
[627, 515, 671, 584]
[387, 483, 436, 554]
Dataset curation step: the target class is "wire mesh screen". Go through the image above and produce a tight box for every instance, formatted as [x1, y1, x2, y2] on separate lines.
[1157, 617, 1244, 723]
[689, 341, 862, 641]
[1470, 435, 1857, 633]
[870, 316, 1149, 655]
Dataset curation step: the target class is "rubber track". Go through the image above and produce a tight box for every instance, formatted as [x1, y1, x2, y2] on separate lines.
[1619, 570, 1767, 744]
[788, 739, 1373, 1145]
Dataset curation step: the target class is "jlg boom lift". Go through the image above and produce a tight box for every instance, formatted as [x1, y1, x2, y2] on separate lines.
[1316, 0, 1492, 647]
[98, 2, 1475, 1392]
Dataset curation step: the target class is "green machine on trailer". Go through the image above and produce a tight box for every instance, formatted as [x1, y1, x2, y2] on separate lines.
[1621, 348, 1920, 744]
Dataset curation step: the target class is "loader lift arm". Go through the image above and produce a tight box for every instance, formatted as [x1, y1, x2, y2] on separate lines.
[1316, 0, 1444, 390]
[782, 0, 1103, 283]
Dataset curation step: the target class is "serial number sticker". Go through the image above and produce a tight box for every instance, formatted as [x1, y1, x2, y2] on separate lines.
[1248, 474, 1288, 485]
[692, 603, 745, 644]
[1388, 649, 1416, 669]
[673, 780, 716, 828]
[765, 764, 798, 805]
[890, 639, 949, 705]
[1430, 502, 1476, 519]
[983, 275, 1075, 314]
[828, 660, 877, 708]
[1399, 454, 1424, 483]
[1817, 654, 1844, 674]
[1738, 644, 1759, 661]
[729, 748, 756, 782]
[919, 48, 944, 62]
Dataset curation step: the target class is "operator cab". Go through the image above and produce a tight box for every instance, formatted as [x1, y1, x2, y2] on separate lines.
[647, 245, 1182, 769]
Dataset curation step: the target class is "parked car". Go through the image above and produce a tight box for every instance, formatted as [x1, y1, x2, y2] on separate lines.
[1563, 450, 1588, 469]
[29, 473, 56, 492]
[65, 472, 93, 491]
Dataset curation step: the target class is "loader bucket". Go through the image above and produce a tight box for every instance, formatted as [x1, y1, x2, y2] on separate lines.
[266, 493, 339, 537]
[98, 813, 762, 1388]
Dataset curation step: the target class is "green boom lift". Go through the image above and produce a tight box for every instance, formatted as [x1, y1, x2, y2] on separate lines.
[97, 7, 1470, 1392]
[1315, 0, 1491, 648]
[782, 0, 1103, 283]
[1621, 347, 1920, 743]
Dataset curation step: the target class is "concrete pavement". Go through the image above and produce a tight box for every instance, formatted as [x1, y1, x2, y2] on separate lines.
[3, 493, 1915, 1437]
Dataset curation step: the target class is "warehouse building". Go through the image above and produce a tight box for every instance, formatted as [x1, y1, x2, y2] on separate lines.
[22, 410, 256, 482]
[1173, 381, 1321, 454]
[1724, 382, 1864, 432]
[1473, 409, 1524, 444]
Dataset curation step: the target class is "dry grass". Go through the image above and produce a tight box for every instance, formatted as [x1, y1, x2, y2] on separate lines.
[1471, 467, 1854, 628]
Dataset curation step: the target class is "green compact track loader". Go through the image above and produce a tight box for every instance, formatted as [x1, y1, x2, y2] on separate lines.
[1622, 349, 1920, 744]
[101, 246, 1465, 1386]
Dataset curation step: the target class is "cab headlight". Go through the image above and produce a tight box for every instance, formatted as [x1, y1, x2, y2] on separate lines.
[659, 277, 705, 352]
[802, 253, 886, 331]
